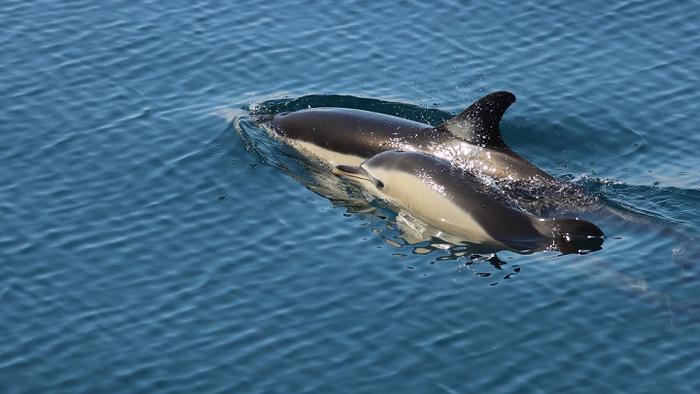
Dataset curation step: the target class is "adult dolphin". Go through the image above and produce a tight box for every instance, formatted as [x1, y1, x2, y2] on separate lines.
[269, 91, 553, 182]
[333, 150, 604, 253]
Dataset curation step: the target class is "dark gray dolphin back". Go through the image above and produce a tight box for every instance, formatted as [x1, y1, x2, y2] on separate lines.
[271, 108, 432, 158]
[270, 92, 554, 184]
[271, 92, 520, 158]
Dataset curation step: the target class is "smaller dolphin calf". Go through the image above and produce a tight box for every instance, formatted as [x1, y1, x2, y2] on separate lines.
[334, 150, 603, 253]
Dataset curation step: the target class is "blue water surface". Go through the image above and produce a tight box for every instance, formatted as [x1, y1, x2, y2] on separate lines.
[1, 0, 699, 393]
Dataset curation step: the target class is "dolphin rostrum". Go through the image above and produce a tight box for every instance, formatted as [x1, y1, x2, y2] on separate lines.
[269, 91, 553, 183]
[334, 150, 604, 253]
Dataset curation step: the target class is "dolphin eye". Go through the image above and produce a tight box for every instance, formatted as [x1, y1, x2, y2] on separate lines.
[375, 180, 384, 189]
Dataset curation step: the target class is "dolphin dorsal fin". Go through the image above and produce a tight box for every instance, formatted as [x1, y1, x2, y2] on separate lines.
[436, 91, 516, 150]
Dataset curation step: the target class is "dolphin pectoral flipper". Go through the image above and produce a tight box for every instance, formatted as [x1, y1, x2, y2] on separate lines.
[334, 164, 373, 182]
[335, 164, 365, 176]
[335, 164, 386, 190]
[436, 91, 516, 150]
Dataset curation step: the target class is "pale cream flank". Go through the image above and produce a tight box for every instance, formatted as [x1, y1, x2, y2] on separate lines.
[293, 140, 365, 167]
[366, 168, 502, 246]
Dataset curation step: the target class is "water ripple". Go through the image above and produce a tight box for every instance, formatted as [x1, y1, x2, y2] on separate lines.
[2, 0, 700, 392]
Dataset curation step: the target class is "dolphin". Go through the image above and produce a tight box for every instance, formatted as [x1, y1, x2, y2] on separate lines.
[269, 91, 554, 183]
[334, 150, 604, 253]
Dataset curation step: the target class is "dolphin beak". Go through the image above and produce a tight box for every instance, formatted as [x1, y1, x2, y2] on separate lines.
[333, 165, 372, 182]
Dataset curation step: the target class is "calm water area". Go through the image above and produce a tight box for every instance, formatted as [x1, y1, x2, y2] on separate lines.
[1, 1, 699, 392]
